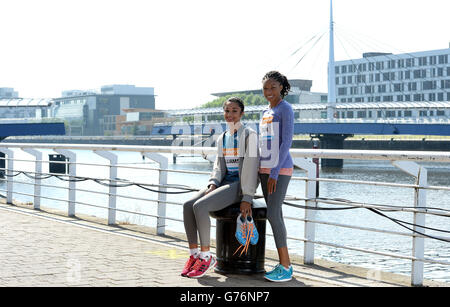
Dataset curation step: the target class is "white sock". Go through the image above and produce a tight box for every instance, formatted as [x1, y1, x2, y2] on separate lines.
[190, 248, 199, 258]
[200, 251, 211, 260]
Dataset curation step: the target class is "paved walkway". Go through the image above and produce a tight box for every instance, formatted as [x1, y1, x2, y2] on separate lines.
[0, 203, 446, 287]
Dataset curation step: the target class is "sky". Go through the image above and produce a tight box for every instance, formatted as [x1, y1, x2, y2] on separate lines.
[0, 0, 449, 110]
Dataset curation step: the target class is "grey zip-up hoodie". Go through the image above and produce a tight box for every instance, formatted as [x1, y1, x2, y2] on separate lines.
[208, 125, 259, 204]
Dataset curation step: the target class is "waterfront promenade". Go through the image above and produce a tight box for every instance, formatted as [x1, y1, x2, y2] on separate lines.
[0, 202, 447, 287]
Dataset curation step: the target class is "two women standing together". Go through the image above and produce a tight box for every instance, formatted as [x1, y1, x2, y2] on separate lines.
[182, 71, 294, 282]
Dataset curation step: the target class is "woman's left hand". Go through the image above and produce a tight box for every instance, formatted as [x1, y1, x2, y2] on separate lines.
[267, 177, 277, 195]
[240, 201, 252, 218]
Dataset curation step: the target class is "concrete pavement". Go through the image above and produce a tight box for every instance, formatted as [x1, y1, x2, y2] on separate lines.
[0, 202, 446, 287]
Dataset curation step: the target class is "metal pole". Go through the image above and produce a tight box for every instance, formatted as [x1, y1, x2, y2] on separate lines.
[0, 149, 14, 204]
[94, 150, 118, 225]
[327, 0, 337, 122]
[143, 152, 168, 235]
[294, 158, 318, 264]
[392, 161, 426, 286]
[54, 149, 76, 217]
[22, 148, 43, 210]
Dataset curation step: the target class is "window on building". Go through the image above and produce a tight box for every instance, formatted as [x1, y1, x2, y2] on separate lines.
[423, 81, 436, 90]
[438, 54, 449, 64]
[338, 87, 347, 95]
[419, 57, 427, 66]
[438, 93, 444, 101]
[413, 69, 423, 79]
[386, 111, 396, 117]
[414, 94, 424, 101]
[347, 111, 354, 118]
[437, 110, 445, 116]
[419, 110, 428, 117]
[441, 79, 450, 89]
[406, 58, 414, 67]
[404, 110, 412, 117]
[408, 82, 417, 91]
[378, 84, 386, 93]
[430, 56, 437, 65]
[357, 111, 367, 118]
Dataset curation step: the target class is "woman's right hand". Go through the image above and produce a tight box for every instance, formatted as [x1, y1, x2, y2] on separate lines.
[205, 184, 217, 195]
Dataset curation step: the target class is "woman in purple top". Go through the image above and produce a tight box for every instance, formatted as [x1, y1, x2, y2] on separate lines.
[259, 71, 294, 282]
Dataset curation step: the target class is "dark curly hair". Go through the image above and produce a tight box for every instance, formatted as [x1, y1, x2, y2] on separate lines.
[262, 71, 291, 98]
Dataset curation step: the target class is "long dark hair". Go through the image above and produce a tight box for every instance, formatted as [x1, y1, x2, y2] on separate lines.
[262, 71, 291, 98]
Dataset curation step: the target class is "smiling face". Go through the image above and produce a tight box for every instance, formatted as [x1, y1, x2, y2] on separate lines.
[262, 78, 283, 105]
[223, 100, 244, 125]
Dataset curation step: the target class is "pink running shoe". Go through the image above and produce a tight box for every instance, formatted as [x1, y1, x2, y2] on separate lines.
[186, 256, 216, 278]
[181, 255, 198, 277]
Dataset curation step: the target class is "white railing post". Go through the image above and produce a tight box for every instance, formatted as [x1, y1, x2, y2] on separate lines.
[22, 148, 43, 210]
[293, 157, 318, 264]
[94, 150, 118, 225]
[54, 149, 76, 217]
[143, 152, 168, 235]
[0, 149, 14, 204]
[392, 161, 427, 286]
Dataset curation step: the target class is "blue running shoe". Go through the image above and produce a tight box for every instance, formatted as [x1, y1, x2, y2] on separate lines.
[264, 264, 293, 282]
[246, 216, 259, 245]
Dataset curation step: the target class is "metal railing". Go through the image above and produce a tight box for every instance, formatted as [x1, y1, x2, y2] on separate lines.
[0, 143, 449, 286]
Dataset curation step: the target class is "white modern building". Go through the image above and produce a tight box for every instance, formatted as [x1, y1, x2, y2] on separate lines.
[0, 88, 19, 99]
[334, 47, 450, 104]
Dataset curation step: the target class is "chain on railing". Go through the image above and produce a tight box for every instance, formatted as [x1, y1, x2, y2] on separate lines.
[0, 143, 449, 286]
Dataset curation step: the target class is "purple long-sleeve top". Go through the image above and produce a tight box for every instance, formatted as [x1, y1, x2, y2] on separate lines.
[259, 100, 294, 180]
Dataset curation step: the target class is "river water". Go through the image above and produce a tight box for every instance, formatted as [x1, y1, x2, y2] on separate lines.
[4, 149, 450, 283]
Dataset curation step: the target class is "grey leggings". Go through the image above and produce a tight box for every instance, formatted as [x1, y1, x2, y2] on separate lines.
[183, 181, 242, 247]
[259, 173, 291, 249]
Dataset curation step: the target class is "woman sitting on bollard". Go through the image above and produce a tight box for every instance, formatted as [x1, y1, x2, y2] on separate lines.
[181, 97, 259, 278]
